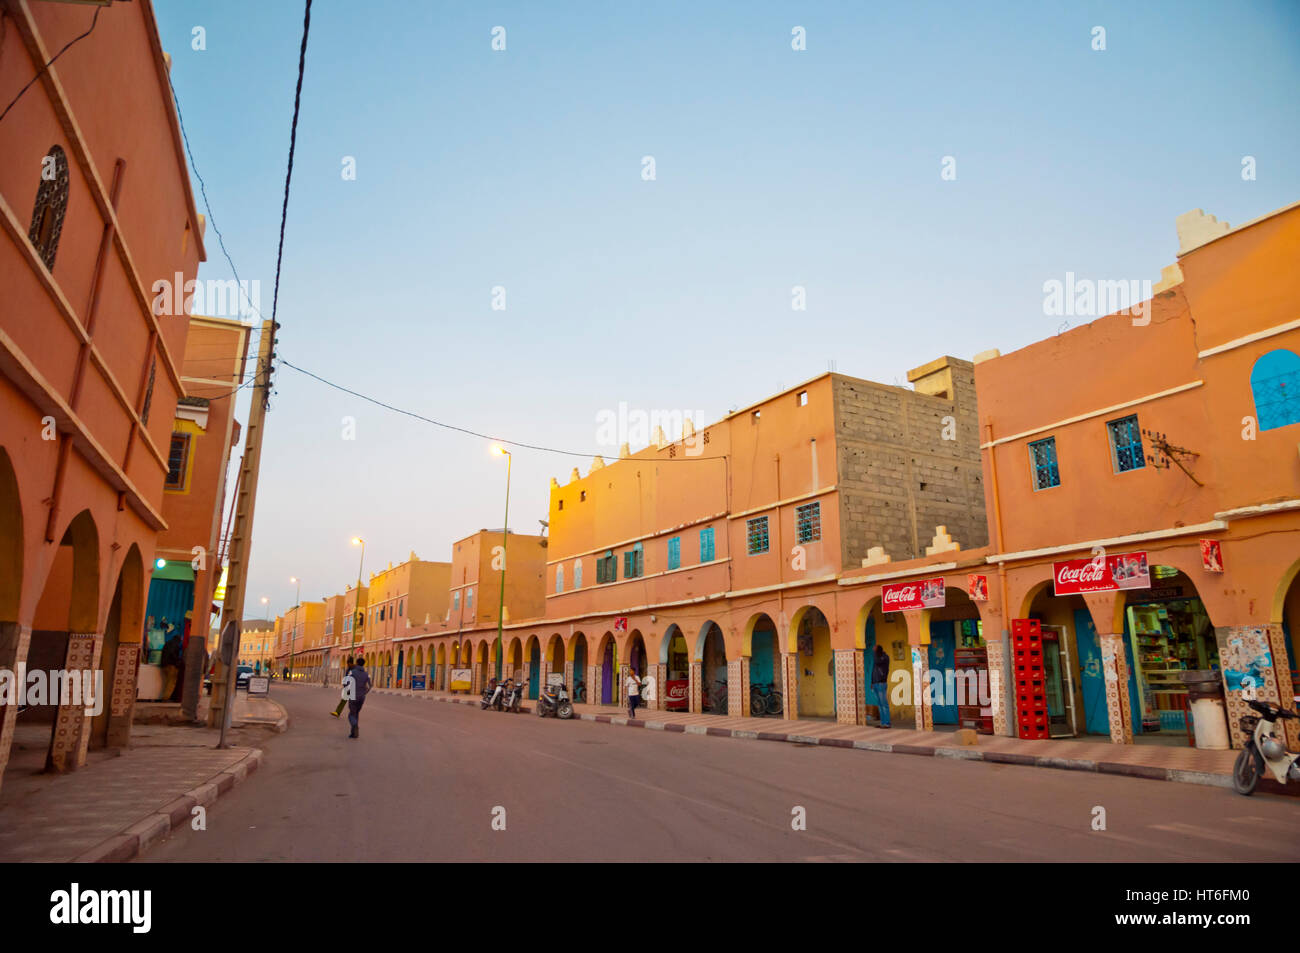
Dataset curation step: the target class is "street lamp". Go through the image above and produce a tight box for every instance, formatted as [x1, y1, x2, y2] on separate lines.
[350, 537, 365, 667]
[492, 445, 511, 681]
[288, 576, 301, 682]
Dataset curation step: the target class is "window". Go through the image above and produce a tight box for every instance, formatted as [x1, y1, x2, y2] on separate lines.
[746, 516, 770, 555]
[797, 390, 808, 407]
[165, 433, 191, 489]
[795, 501, 821, 542]
[1107, 415, 1145, 473]
[379, 606, 385, 621]
[28, 145, 69, 271]
[453, 591, 460, 611]
[556, 565, 564, 594]
[596, 550, 616, 584]
[344, 615, 352, 634]
[399, 599, 403, 616]
[700, 527, 715, 562]
[1029, 437, 1060, 490]
[1251, 349, 1300, 431]
[573, 560, 583, 588]
[623, 543, 644, 579]
[667, 536, 681, 571]
[467, 588, 474, 609]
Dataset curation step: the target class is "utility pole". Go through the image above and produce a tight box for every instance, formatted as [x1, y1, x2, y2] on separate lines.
[210, 319, 276, 737]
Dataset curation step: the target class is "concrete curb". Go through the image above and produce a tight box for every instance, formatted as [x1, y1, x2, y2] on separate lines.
[409, 691, 1244, 791]
[236, 697, 290, 733]
[71, 748, 265, 863]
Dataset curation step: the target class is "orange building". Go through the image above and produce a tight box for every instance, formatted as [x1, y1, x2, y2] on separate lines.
[0, 1, 207, 786]
[975, 202, 1300, 748]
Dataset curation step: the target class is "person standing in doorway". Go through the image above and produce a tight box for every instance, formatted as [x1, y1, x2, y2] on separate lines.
[871, 644, 892, 728]
[625, 668, 643, 719]
[345, 657, 371, 738]
[331, 657, 354, 717]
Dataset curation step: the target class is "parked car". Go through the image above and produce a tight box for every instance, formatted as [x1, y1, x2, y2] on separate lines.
[235, 666, 254, 689]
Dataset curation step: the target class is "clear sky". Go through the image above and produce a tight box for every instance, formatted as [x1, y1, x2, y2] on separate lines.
[153, 0, 1300, 621]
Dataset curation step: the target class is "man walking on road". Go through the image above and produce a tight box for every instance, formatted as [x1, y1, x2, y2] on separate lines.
[625, 668, 642, 719]
[331, 657, 354, 717]
[344, 657, 371, 739]
[871, 644, 891, 728]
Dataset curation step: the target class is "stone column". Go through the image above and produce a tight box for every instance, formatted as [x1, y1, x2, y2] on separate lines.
[472, 662, 482, 695]
[586, 664, 599, 706]
[539, 661, 551, 701]
[1217, 624, 1292, 749]
[0, 622, 32, 794]
[688, 660, 702, 713]
[107, 643, 140, 747]
[781, 653, 798, 720]
[563, 661, 574, 696]
[1098, 633, 1134, 744]
[653, 662, 666, 711]
[911, 645, 929, 731]
[727, 657, 749, 716]
[48, 632, 100, 773]
[833, 649, 861, 725]
[985, 635, 1010, 737]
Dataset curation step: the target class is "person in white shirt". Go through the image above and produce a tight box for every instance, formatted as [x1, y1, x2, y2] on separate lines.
[625, 669, 643, 719]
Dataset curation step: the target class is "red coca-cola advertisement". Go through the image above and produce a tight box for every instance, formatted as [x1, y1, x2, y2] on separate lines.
[882, 577, 946, 612]
[664, 679, 689, 711]
[1053, 551, 1151, 595]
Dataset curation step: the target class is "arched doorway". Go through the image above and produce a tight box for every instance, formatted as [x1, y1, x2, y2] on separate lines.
[923, 588, 986, 728]
[597, 632, 617, 705]
[698, 621, 726, 713]
[662, 624, 688, 710]
[572, 632, 588, 702]
[527, 636, 541, 699]
[791, 606, 833, 718]
[859, 598, 906, 728]
[627, 630, 646, 676]
[396, 649, 405, 687]
[748, 615, 780, 717]
[436, 644, 446, 690]
[547, 634, 565, 692]
[476, 641, 489, 692]
[507, 637, 523, 685]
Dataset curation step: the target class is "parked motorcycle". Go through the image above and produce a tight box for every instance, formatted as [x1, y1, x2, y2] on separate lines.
[504, 678, 525, 713]
[1233, 698, 1300, 795]
[537, 681, 575, 720]
[481, 678, 505, 711]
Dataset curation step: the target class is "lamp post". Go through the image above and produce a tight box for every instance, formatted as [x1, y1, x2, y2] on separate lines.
[289, 575, 301, 682]
[492, 445, 511, 681]
[350, 537, 365, 672]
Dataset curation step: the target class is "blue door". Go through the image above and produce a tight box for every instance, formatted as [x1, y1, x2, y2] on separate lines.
[1075, 608, 1142, 735]
[928, 621, 958, 724]
[528, 643, 540, 698]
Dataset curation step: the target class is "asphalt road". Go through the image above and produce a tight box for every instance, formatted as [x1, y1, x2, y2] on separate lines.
[146, 684, 1300, 862]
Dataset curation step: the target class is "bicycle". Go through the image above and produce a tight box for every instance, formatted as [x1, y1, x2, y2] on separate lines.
[750, 682, 783, 717]
[706, 678, 728, 714]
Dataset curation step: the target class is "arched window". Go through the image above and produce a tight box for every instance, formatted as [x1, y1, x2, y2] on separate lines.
[1251, 349, 1300, 431]
[555, 564, 564, 594]
[28, 145, 70, 271]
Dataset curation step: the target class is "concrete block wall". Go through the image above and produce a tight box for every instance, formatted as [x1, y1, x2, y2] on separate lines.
[832, 359, 987, 566]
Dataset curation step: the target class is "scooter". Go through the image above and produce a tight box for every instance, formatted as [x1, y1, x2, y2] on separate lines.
[503, 678, 525, 713]
[481, 678, 505, 711]
[537, 681, 575, 720]
[1232, 698, 1300, 795]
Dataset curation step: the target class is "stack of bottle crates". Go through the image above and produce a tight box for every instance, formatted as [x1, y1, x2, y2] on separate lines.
[1013, 619, 1049, 740]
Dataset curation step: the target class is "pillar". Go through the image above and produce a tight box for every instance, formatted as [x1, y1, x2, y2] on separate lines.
[781, 653, 798, 720]
[47, 632, 100, 773]
[985, 635, 1010, 738]
[1098, 633, 1134, 744]
[911, 644, 930, 731]
[688, 660, 701, 713]
[563, 660, 574, 696]
[586, 663, 598, 706]
[652, 661, 666, 710]
[1217, 624, 1294, 749]
[833, 649, 862, 725]
[727, 657, 749, 716]
[0, 622, 32, 793]
[539, 660, 550, 701]
[106, 643, 139, 747]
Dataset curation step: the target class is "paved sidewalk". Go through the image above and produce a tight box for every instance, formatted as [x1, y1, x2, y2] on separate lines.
[0, 691, 286, 862]
[349, 684, 1247, 790]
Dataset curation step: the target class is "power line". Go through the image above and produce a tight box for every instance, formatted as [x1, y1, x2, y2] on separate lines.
[0, 6, 100, 125]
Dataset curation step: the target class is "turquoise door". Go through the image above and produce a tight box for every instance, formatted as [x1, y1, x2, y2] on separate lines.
[528, 643, 540, 698]
[928, 621, 958, 724]
[1075, 608, 1142, 735]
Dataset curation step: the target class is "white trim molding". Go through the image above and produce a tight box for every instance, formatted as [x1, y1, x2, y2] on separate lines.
[1198, 318, 1300, 360]
[986, 520, 1227, 565]
[981, 381, 1204, 449]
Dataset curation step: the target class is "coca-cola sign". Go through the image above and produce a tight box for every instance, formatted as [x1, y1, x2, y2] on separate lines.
[1053, 551, 1151, 595]
[882, 578, 946, 612]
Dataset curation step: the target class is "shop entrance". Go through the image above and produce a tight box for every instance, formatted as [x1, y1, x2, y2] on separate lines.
[1024, 583, 1090, 739]
[627, 631, 646, 677]
[749, 617, 780, 718]
[548, 635, 565, 692]
[925, 589, 985, 728]
[527, 637, 540, 699]
[597, 633, 616, 705]
[699, 621, 727, 713]
[663, 625, 689, 711]
[572, 633, 588, 702]
[792, 607, 833, 719]
[1124, 567, 1215, 743]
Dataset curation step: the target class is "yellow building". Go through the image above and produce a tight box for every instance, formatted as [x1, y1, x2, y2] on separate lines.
[238, 621, 275, 673]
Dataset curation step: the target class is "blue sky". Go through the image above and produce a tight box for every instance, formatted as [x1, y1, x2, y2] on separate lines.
[154, 0, 1300, 619]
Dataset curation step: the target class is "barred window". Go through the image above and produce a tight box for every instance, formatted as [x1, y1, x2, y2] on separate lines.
[165, 433, 190, 489]
[746, 516, 770, 555]
[795, 501, 821, 542]
[1107, 415, 1145, 473]
[1251, 349, 1300, 431]
[699, 527, 715, 563]
[1029, 437, 1060, 490]
[667, 536, 681, 571]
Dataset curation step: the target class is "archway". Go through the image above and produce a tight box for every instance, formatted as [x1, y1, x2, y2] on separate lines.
[547, 634, 565, 694]
[748, 615, 780, 718]
[476, 641, 489, 692]
[597, 632, 617, 705]
[626, 630, 646, 676]
[436, 643, 446, 690]
[697, 621, 726, 713]
[396, 649, 404, 687]
[571, 632, 588, 702]
[922, 587, 987, 728]
[0, 448, 21, 626]
[790, 606, 833, 718]
[507, 637, 523, 684]
[526, 635, 541, 699]
[858, 598, 908, 727]
[662, 624, 689, 710]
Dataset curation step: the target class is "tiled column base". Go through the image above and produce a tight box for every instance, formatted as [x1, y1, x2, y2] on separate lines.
[587, 664, 599, 706]
[1217, 624, 1288, 749]
[563, 661, 574, 696]
[472, 663, 483, 695]
[727, 657, 750, 716]
[781, 654, 798, 720]
[1099, 633, 1133, 744]
[688, 661, 702, 714]
[833, 649, 861, 725]
[911, 647, 929, 731]
[986, 636, 1010, 737]
[0, 622, 32, 793]
[653, 662, 666, 710]
[49, 632, 102, 773]
[107, 643, 140, 747]
[539, 661, 550, 701]
[1267, 625, 1299, 750]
